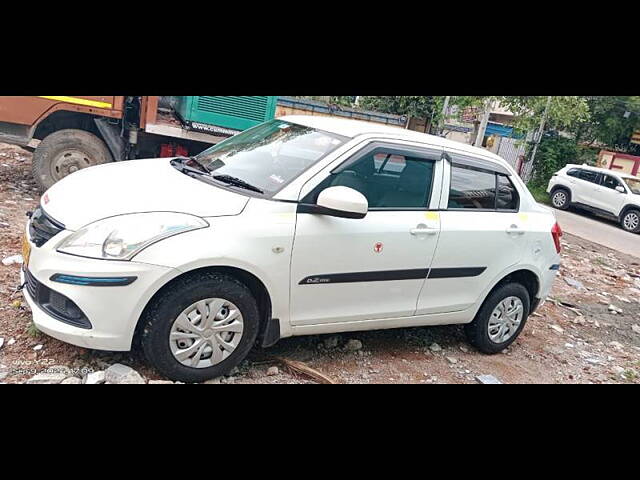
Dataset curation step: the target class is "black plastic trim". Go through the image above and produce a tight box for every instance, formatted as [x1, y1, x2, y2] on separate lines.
[261, 317, 281, 348]
[299, 267, 486, 285]
[297, 203, 366, 219]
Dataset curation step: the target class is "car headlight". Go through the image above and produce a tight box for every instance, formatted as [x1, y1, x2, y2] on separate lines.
[57, 212, 208, 260]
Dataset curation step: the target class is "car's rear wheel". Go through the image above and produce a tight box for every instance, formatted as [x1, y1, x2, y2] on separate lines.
[140, 272, 260, 383]
[550, 188, 570, 210]
[621, 209, 640, 233]
[464, 283, 530, 354]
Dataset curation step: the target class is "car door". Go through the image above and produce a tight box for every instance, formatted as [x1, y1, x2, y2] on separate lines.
[415, 151, 525, 315]
[289, 142, 444, 326]
[575, 169, 602, 206]
[591, 173, 627, 215]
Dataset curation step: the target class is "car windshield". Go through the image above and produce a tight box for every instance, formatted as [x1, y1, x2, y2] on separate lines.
[625, 177, 640, 195]
[194, 119, 348, 195]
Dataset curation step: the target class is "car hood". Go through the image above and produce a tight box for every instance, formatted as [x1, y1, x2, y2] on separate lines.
[42, 158, 250, 230]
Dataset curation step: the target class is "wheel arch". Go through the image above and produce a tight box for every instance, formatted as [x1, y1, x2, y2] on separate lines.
[619, 204, 640, 222]
[32, 110, 106, 140]
[550, 184, 572, 201]
[132, 265, 274, 350]
[478, 268, 541, 316]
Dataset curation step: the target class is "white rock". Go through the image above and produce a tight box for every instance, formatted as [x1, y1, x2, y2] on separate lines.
[33, 344, 43, 351]
[61, 377, 82, 384]
[27, 372, 68, 384]
[7, 338, 15, 346]
[345, 339, 363, 351]
[608, 341, 624, 350]
[203, 378, 221, 384]
[476, 374, 502, 384]
[1, 254, 23, 266]
[632, 324, 640, 335]
[429, 343, 442, 352]
[0, 338, 3, 349]
[267, 366, 279, 376]
[612, 366, 626, 376]
[148, 380, 174, 385]
[549, 324, 564, 334]
[446, 356, 458, 364]
[83, 371, 106, 385]
[459, 345, 469, 353]
[104, 364, 145, 384]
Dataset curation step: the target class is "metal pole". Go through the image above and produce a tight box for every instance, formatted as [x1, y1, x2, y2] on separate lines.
[529, 95, 552, 167]
[439, 96, 451, 135]
[474, 99, 492, 147]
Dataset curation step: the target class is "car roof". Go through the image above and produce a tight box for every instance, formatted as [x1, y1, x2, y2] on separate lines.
[565, 163, 637, 180]
[280, 115, 513, 171]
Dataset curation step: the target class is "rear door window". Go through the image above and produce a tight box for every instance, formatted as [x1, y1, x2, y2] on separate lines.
[448, 165, 496, 210]
[579, 169, 601, 184]
[496, 175, 519, 210]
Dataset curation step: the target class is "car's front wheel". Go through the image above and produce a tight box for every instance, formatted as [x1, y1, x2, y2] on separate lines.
[621, 209, 640, 233]
[550, 188, 570, 210]
[140, 272, 260, 383]
[464, 283, 530, 354]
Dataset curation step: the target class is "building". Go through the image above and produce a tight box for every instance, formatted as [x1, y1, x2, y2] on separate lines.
[598, 150, 640, 176]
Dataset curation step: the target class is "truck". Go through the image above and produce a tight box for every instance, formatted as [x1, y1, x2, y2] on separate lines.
[0, 96, 278, 191]
[0, 96, 414, 191]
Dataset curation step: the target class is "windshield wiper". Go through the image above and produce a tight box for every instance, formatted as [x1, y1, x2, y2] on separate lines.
[212, 174, 264, 194]
[172, 156, 210, 174]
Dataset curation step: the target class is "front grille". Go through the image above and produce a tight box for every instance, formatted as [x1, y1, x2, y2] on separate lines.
[24, 269, 92, 329]
[29, 207, 65, 247]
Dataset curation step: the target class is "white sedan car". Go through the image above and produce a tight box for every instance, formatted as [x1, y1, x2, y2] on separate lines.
[21, 116, 562, 382]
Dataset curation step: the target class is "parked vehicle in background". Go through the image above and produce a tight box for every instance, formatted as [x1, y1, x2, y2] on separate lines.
[0, 96, 419, 193]
[0, 96, 278, 191]
[547, 164, 640, 233]
[21, 116, 562, 382]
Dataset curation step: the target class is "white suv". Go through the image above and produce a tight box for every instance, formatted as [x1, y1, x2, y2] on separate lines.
[547, 164, 640, 233]
[21, 116, 562, 382]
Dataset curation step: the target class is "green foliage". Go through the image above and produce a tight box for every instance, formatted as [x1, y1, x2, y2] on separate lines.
[526, 183, 551, 205]
[26, 321, 41, 338]
[358, 96, 439, 120]
[529, 133, 598, 188]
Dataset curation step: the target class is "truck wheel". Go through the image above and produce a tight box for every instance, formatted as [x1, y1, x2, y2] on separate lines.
[464, 283, 530, 354]
[140, 272, 260, 383]
[621, 209, 640, 233]
[32, 129, 113, 191]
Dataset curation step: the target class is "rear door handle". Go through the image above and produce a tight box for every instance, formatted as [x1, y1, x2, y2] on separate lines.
[506, 224, 525, 235]
[410, 224, 438, 236]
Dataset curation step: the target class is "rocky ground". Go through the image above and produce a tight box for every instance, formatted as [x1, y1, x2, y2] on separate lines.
[1, 142, 639, 384]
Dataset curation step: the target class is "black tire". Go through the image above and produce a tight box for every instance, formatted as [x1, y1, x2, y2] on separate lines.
[464, 283, 530, 354]
[32, 129, 113, 192]
[140, 272, 260, 383]
[550, 187, 571, 210]
[620, 209, 640, 233]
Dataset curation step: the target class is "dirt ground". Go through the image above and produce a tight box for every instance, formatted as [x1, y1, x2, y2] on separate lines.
[1, 142, 639, 384]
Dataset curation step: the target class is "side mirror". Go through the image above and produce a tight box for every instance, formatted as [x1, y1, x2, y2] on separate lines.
[616, 185, 625, 193]
[298, 186, 368, 219]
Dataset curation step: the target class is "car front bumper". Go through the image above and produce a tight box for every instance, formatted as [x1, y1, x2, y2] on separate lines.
[21, 226, 179, 351]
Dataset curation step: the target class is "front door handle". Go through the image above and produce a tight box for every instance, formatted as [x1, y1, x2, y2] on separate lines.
[410, 224, 438, 236]
[506, 224, 525, 235]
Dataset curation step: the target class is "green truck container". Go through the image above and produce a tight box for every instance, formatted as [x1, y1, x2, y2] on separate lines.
[175, 96, 278, 135]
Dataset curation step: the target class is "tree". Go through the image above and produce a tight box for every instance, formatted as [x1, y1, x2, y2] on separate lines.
[358, 96, 440, 120]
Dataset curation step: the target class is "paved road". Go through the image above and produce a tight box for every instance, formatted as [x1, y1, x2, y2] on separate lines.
[552, 207, 640, 259]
